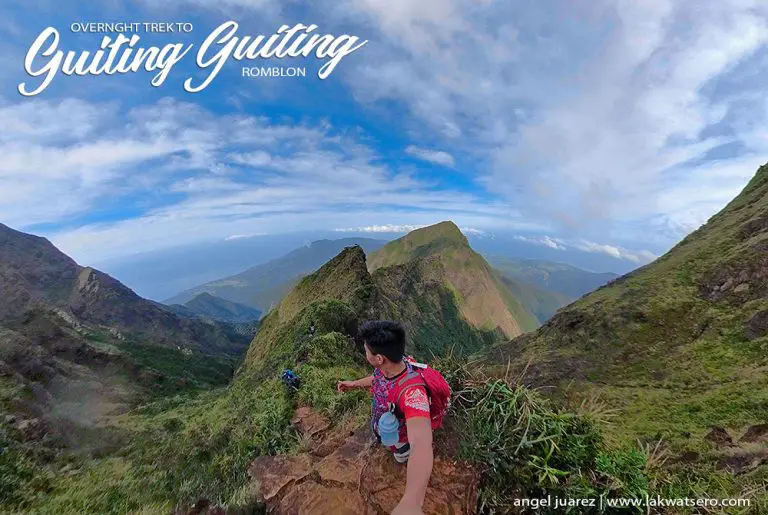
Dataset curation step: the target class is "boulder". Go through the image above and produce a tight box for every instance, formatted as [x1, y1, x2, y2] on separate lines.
[248, 454, 313, 501]
[291, 406, 331, 439]
[279, 482, 373, 515]
[360, 449, 478, 515]
[315, 429, 372, 486]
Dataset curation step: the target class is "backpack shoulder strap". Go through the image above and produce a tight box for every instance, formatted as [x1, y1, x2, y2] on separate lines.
[390, 370, 428, 406]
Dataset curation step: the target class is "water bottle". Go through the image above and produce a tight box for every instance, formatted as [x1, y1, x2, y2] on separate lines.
[378, 411, 400, 447]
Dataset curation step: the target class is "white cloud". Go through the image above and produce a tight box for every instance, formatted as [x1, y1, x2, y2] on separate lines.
[15, 97, 536, 263]
[335, 224, 486, 236]
[339, 0, 768, 245]
[405, 145, 456, 167]
[224, 232, 266, 241]
[7, 1, 768, 266]
[573, 240, 658, 263]
[513, 234, 657, 264]
[514, 235, 567, 251]
[335, 224, 427, 233]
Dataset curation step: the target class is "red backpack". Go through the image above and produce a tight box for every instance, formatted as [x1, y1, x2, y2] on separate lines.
[387, 357, 452, 430]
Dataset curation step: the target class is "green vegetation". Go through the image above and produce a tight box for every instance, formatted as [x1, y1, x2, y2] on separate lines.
[1, 297, 371, 514]
[116, 340, 237, 395]
[366, 221, 470, 272]
[500, 274, 572, 323]
[437, 355, 766, 514]
[368, 221, 540, 345]
[5, 176, 768, 515]
[485, 164, 768, 510]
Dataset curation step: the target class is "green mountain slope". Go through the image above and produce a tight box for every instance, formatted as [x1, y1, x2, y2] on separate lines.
[489, 256, 618, 299]
[241, 224, 538, 378]
[0, 224, 249, 464]
[368, 221, 539, 337]
[487, 163, 768, 449]
[166, 292, 262, 323]
[498, 274, 572, 323]
[165, 238, 386, 310]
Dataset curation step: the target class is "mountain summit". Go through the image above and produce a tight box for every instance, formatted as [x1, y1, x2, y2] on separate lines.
[369, 221, 539, 338]
[241, 222, 539, 378]
[366, 221, 469, 271]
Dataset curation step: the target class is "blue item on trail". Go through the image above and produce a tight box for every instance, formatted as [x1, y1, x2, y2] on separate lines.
[281, 369, 301, 389]
[378, 410, 400, 447]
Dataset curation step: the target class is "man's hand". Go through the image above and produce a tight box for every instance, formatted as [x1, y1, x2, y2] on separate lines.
[336, 375, 373, 393]
[336, 380, 356, 393]
[391, 499, 424, 515]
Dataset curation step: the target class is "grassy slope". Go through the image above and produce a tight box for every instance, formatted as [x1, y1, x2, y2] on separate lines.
[239, 246, 374, 379]
[8, 203, 766, 513]
[370, 256, 504, 357]
[485, 164, 768, 505]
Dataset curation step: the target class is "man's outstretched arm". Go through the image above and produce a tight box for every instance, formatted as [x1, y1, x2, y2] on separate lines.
[393, 416, 433, 515]
[336, 375, 373, 392]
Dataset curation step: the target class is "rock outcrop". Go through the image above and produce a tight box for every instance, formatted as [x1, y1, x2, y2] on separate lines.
[247, 408, 478, 515]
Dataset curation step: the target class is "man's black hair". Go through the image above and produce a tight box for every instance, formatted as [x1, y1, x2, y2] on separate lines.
[358, 320, 406, 363]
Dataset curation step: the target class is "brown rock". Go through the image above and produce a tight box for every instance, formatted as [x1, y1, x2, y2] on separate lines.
[312, 430, 350, 458]
[745, 310, 768, 340]
[248, 454, 313, 501]
[315, 430, 373, 485]
[740, 423, 768, 444]
[291, 406, 331, 438]
[740, 214, 768, 239]
[17, 418, 47, 442]
[248, 425, 478, 514]
[360, 448, 478, 515]
[704, 426, 734, 447]
[278, 481, 373, 515]
[717, 450, 768, 475]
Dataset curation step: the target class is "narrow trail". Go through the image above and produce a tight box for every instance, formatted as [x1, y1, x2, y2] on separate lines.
[247, 406, 478, 514]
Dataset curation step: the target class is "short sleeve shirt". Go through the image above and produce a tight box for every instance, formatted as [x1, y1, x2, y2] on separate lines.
[371, 361, 430, 445]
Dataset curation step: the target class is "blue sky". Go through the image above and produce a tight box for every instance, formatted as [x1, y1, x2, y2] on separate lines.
[1, 0, 767, 274]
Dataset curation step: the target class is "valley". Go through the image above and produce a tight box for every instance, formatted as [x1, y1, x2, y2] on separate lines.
[1, 165, 767, 513]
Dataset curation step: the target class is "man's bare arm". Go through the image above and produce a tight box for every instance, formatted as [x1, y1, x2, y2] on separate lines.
[354, 375, 373, 388]
[336, 375, 373, 392]
[394, 416, 433, 514]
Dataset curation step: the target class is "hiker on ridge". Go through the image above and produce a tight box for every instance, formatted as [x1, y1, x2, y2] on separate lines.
[337, 320, 451, 515]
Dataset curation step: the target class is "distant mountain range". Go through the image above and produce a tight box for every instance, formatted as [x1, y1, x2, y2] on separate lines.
[166, 292, 262, 324]
[488, 256, 618, 299]
[164, 238, 386, 311]
[488, 257, 618, 322]
[164, 235, 615, 328]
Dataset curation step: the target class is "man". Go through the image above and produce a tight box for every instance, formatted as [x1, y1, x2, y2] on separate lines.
[337, 320, 433, 515]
